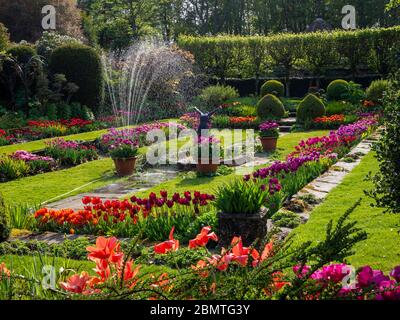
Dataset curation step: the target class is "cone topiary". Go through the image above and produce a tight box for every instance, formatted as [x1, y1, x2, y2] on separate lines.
[260, 80, 285, 97]
[297, 94, 326, 123]
[0, 192, 10, 242]
[256, 94, 286, 120]
[327, 79, 350, 101]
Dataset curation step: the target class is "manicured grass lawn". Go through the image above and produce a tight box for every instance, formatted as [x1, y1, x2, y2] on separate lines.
[132, 130, 329, 198]
[291, 152, 400, 272]
[0, 254, 173, 276]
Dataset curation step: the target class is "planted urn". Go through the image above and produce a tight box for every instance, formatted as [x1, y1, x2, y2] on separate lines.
[196, 135, 221, 174]
[110, 144, 138, 177]
[214, 178, 270, 247]
[259, 121, 279, 152]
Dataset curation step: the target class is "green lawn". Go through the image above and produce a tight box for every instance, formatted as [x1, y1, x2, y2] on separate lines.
[132, 130, 329, 198]
[291, 152, 400, 272]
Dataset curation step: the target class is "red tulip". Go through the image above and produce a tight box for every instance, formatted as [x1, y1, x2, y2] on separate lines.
[189, 226, 218, 249]
[154, 227, 180, 254]
[59, 271, 92, 294]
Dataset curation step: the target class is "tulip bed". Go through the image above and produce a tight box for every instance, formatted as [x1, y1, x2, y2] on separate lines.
[32, 114, 379, 242]
[34, 192, 216, 241]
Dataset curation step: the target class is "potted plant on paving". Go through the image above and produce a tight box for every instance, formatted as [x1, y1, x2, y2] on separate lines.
[110, 143, 139, 177]
[196, 135, 221, 174]
[259, 121, 279, 152]
[214, 178, 271, 246]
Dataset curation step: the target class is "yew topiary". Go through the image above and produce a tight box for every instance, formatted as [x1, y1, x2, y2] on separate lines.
[327, 79, 350, 101]
[297, 94, 326, 123]
[260, 80, 285, 97]
[256, 94, 285, 119]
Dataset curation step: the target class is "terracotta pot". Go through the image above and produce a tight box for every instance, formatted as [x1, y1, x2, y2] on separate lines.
[217, 208, 269, 247]
[260, 136, 278, 152]
[196, 158, 219, 174]
[113, 157, 137, 177]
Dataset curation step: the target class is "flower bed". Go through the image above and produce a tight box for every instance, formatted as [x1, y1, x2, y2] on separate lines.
[0, 151, 56, 182]
[98, 122, 187, 153]
[311, 114, 360, 129]
[215, 115, 379, 220]
[3, 117, 117, 144]
[34, 191, 215, 241]
[0, 129, 15, 146]
[44, 138, 99, 166]
[8, 222, 399, 300]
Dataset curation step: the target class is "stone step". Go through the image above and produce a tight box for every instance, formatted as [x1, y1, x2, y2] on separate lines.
[279, 125, 292, 132]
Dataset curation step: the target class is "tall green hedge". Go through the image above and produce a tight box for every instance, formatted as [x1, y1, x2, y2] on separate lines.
[49, 44, 104, 114]
[177, 27, 400, 80]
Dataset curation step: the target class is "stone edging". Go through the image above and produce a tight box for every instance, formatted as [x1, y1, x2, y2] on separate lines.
[267, 133, 379, 241]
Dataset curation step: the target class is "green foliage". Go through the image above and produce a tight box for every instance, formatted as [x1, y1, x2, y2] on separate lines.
[297, 94, 326, 123]
[366, 79, 390, 103]
[272, 210, 301, 228]
[178, 27, 400, 82]
[0, 22, 9, 50]
[341, 81, 366, 105]
[0, 238, 91, 260]
[45, 103, 58, 120]
[109, 144, 138, 160]
[36, 31, 81, 61]
[257, 94, 285, 120]
[0, 156, 30, 181]
[260, 80, 285, 97]
[366, 75, 400, 213]
[56, 102, 71, 120]
[6, 44, 36, 64]
[199, 85, 239, 108]
[214, 178, 269, 214]
[44, 144, 99, 167]
[0, 192, 9, 242]
[325, 101, 354, 115]
[98, 18, 134, 52]
[6, 203, 39, 230]
[327, 79, 350, 101]
[49, 44, 104, 113]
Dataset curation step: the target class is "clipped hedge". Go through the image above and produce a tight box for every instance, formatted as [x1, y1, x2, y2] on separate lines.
[49, 44, 104, 114]
[257, 94, 285, 119]
[260, 80, 285, 97]
[178, 27, 400, 80]
[297, 94, 326, 123]
[327, 79, 349, 101]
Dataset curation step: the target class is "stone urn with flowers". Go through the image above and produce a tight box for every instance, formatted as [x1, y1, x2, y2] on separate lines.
[213, 175, 282, 247]
[259, 121, 280, 152]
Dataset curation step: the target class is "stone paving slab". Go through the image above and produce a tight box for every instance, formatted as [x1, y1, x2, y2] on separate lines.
[307, 180, 340, 193]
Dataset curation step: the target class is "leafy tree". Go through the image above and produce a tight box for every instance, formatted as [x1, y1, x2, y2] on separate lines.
[0, 0, 83, 42]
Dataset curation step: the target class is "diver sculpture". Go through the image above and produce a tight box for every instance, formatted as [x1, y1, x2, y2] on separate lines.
[192, 106, 221, 136]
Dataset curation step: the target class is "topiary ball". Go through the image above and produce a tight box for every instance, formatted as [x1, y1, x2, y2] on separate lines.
[297, 94, 326, 123]
[260, 80, 285, 97]
[256, 94, 286, 120]
[327, 79, 350, 101]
